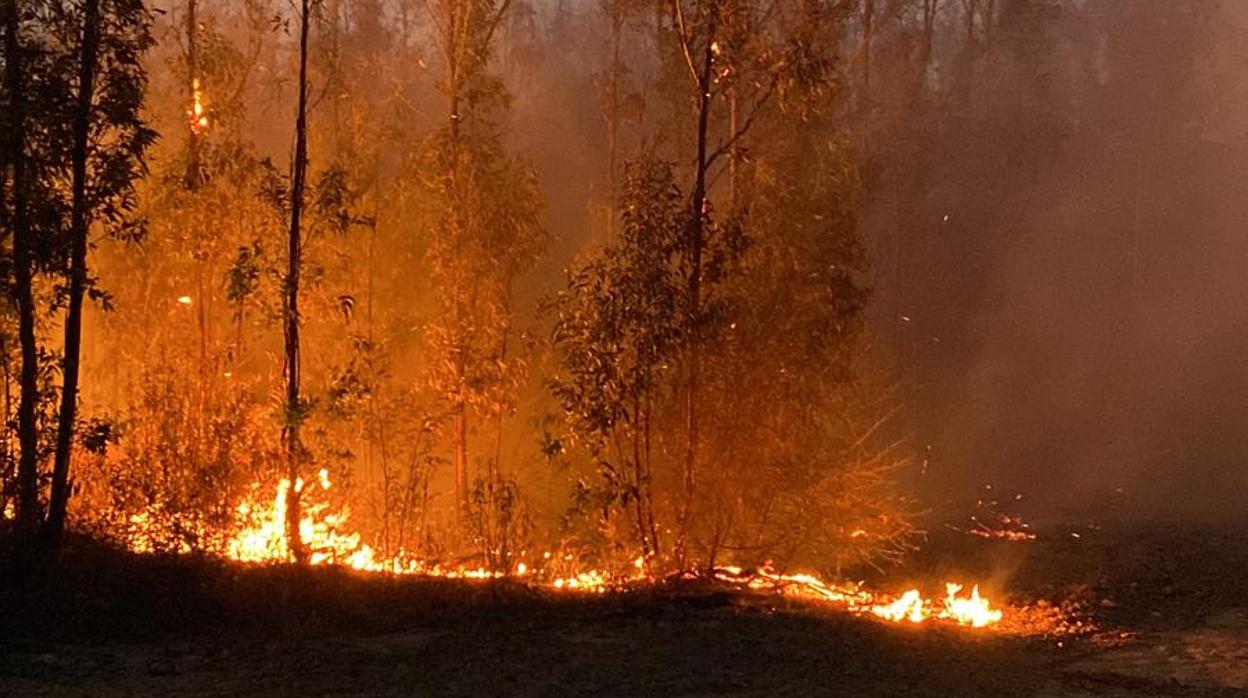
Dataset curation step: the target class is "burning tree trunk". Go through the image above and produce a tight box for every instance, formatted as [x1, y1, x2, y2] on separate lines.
[44, 0, 103, 553]
[283, 0, 312, 564]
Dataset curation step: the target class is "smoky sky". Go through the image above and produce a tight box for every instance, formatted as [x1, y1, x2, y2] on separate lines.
[864, 0, 1248, 524]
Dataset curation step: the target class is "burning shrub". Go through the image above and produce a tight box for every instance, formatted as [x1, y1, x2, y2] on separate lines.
[75, 364, 276, 554]
[467, 466, 532, 573]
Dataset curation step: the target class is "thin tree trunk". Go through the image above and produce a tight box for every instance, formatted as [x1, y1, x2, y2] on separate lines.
[1, 336, 12, 494]
[488, 308, 510, 569]
[676, 23, 715, 568]
[3, 0, 40, 546]
[185, 0, 202, 188]
[643, 380, 658, 556]
[364, 219, 392, 557]
[284, 0, 311, 564]
[604, 4, 622, 238]
[44, 0, 102, 553]
[445, 2, 471, 530]
[452, 398, 468, 527]
[630, 393, 649, 557]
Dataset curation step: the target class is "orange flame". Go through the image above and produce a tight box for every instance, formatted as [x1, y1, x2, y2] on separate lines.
[871, 589, 926, 623]
[940, 583, 1003, 627]
[188, 78, 209, 135]
[120, 479, 1012, 631]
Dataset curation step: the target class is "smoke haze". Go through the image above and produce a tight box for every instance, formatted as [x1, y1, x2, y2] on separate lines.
[862, 1, 1248, 523]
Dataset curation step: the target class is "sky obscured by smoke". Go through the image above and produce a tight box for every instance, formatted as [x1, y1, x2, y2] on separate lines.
[863, 1, 1248, 524]
[494, 0, 1248, 524]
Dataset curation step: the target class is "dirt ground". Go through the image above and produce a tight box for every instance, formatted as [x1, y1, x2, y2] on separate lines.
[2, 524, 1246, 697]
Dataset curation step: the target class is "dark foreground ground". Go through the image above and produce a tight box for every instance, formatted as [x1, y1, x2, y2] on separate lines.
[2, 524, 1247, 697]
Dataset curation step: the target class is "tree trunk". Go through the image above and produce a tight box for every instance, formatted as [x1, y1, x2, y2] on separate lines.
[676, 23, 715, 568]
[452, 397, 468, 527]
[284, 0, 311, 564]
[604, 4, 622, 238]
[445, 3, 470, 530]
[642, 382, 658, 556]
[727, 86, 739, 208]
[3, 0, 40, 547]
[44, 0, 102, 554]
[185, 0, 202, 189]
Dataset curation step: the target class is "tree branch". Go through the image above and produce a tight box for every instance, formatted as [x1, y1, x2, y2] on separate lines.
[673, 0, 700, 88]
[705, 74, 778, 168]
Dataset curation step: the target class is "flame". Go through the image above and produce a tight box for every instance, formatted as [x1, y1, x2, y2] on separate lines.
[711, 565, 1006, 629]
[188, 77, 209, 134]
[871, 589, 926, 623]
[226, 471, 384, 569]
[552, 570, 609, 591]
[118, 479, 1021, 632]
[941, 583, 1002, 628]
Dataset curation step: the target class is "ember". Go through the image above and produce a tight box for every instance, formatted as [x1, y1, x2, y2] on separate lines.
[188, 77, 208, 134]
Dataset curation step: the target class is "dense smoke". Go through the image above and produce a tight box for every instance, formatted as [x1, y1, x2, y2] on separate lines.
[862, 1, 1248, 523]
[500, 0, 1248, 525]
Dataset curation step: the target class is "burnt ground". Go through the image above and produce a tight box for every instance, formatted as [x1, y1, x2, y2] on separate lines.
[1, 524, 1247, 697]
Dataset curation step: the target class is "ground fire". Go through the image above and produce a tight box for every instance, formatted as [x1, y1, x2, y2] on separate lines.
[119, 477, 1033, 633]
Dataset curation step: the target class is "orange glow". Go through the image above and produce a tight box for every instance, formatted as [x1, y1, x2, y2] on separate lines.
[871, 589, 926, 623]
[188, 78, 209, 134]
[940, 583, 1003, 628]
[711, 565, 1008, 629]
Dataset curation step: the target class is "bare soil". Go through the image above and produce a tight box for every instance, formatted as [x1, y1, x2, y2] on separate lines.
[2, 524, 1246, 697]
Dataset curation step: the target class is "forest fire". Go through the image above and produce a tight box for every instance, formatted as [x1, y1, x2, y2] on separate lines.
[15, 0, 1231, 692]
